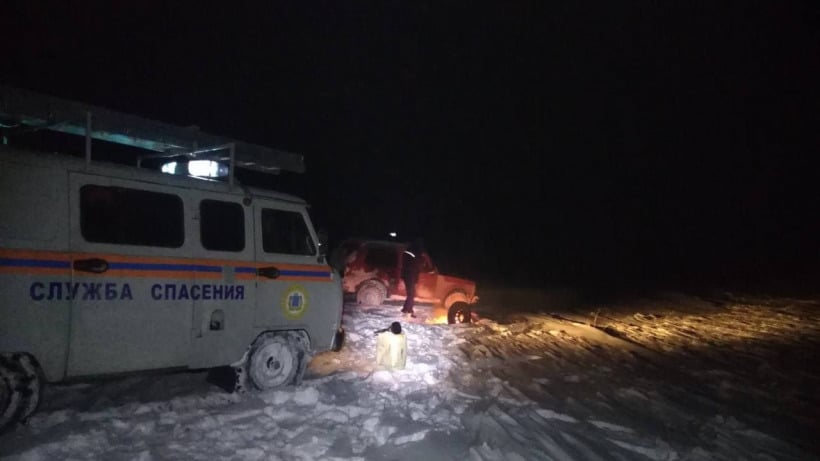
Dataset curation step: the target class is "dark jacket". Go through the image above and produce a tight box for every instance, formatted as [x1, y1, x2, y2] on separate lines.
[401, 240, 424, 283]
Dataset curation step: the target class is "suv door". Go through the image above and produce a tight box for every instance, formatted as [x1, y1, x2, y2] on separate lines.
[415, 253, 439, 303]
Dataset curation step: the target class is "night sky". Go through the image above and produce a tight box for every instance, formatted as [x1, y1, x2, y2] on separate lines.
[2, 2, 818, 293]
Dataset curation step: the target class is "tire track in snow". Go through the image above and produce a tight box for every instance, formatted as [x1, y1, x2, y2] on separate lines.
[451, 310, 816, 460]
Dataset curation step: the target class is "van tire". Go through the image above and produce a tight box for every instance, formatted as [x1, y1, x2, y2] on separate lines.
[447, 302, 472, 325]
[247, 333, 299, 390]
[331, 328, 345, 352]
[286, 331, 310, 386]
[0, 353, 43, 433]
[357, 280, 386, 307]
[16, 354, 43, 424]
[0, 359, 21, 433]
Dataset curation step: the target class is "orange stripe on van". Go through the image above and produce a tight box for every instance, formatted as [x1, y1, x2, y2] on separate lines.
[0, 248, 333, 281]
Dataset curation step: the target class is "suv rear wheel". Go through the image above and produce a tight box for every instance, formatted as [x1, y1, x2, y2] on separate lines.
[356, 280, 387, 307]
[447, 302, 472, 324]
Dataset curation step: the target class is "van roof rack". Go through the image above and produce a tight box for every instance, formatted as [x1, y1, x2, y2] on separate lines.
[0, 85, 305, 184]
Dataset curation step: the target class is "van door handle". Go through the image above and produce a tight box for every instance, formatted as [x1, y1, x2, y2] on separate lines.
[257, 267, 280, 279]
[73, 258, 109, 274]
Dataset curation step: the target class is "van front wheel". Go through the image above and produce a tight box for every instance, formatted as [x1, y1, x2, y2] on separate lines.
[0, 353, 44, 433]
[248, 334, 298, 390]
[0, 360, 18, 433]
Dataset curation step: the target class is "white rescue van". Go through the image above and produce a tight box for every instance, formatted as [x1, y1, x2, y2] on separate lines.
[0, 86, 344, 431]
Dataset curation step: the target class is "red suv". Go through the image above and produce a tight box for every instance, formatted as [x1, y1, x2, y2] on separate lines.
[331, 239, 478, 323]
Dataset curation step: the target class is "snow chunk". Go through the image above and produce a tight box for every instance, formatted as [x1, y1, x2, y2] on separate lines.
[393, 430, 429, 445]
[235, 448, 266, 461]
[260, 387, 318, 407]
[293, 387, 320, 405]
[133, 450, 153, 461]
[218, 409, 263, 424]
[535, 408, 578, 423]
[111, 418, 130, 430]
[78, 411, 113, 422]
[608, 438, 678, 461]
[128, 421, 156, 436]
[133, 404, 153, 415]
[589, 420, 635, 433]
[346, 332, 363, 342]
[263, 407, 299, 421]
[30, 409, 71, 430]
[158, 411, 178, 425]
[261, 390, 292, 405]
[318, 409, 350, 423]
[468, 442, 527, 461]
[371, 370, 395, 383]
[367, 425, 397, 446]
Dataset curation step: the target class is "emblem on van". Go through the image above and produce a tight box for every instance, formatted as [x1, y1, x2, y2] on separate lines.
[281, 285, 309, 319]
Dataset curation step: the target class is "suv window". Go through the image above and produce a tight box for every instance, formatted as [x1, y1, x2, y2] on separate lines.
[420, 253, 435, 272]
[200, 199, 244, 252]
[261, 208, 315, 255]
[80, 184, 184, 247]
[364, 244, 398, 269]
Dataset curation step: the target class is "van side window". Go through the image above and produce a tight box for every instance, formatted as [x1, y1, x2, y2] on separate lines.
[260, 208, 315, 255]
[80, 185, 184, 247]
[200, 200, 245, 251]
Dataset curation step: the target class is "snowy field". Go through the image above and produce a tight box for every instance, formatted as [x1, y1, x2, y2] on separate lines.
[1, 290, 818, 460]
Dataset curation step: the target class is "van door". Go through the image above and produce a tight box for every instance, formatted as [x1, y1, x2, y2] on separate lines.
[67, 173, 193, 376]
[253, 200, 336, 340]
[188, 197, 256, 369]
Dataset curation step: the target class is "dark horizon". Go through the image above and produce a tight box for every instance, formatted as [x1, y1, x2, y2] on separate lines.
[2, 2, 818, 295]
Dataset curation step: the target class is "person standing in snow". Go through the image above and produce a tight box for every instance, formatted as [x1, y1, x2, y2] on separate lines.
[400, 238, 424, 318]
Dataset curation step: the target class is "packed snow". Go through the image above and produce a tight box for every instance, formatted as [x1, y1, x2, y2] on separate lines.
[1, 289, 818, 460]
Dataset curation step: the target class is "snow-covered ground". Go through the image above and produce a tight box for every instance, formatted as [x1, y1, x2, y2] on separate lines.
[1, 290, 818, 460]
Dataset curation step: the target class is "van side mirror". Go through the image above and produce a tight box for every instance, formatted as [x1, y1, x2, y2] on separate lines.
[317, 229, 329, 257]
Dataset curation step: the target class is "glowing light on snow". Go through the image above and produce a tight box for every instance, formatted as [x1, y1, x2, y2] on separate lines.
[425, 314, 448, 325]
[6, 293, 815, 460]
